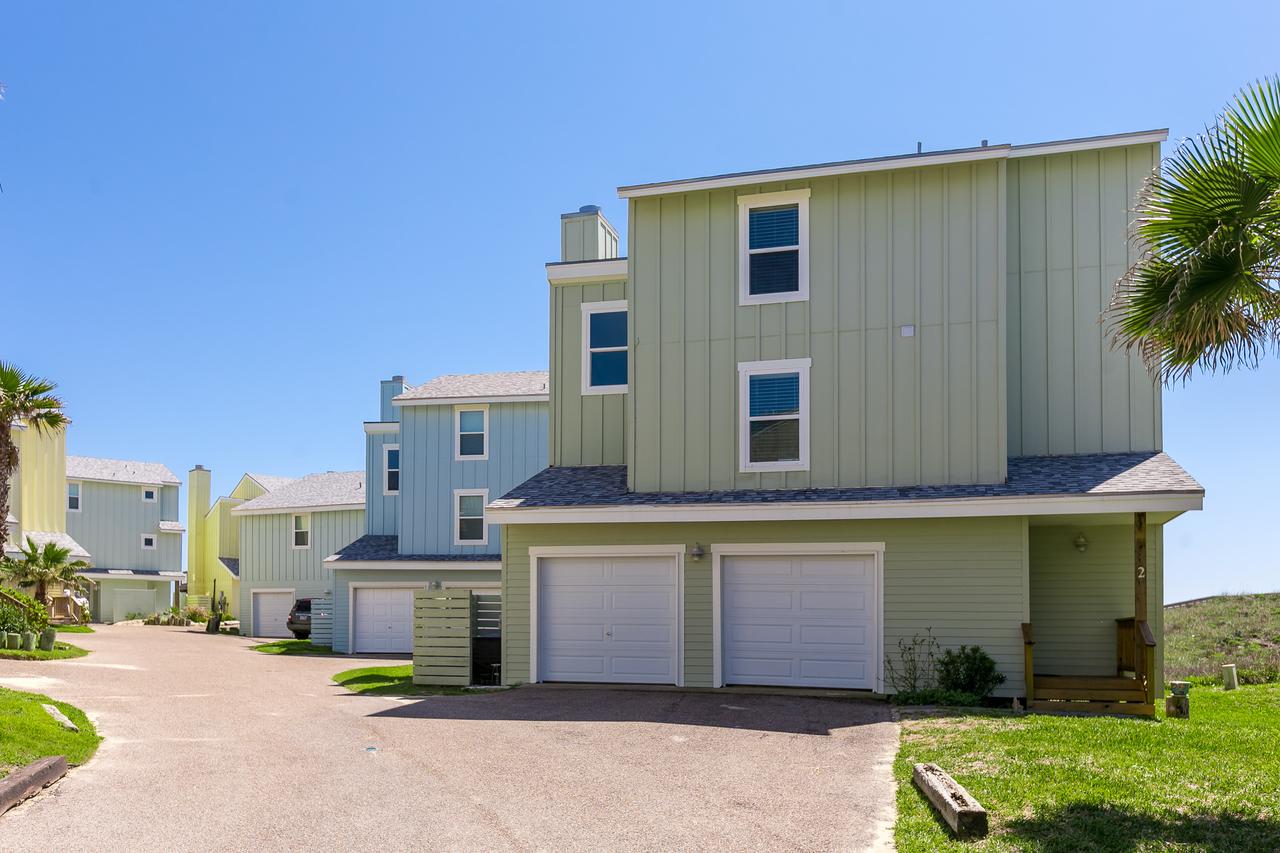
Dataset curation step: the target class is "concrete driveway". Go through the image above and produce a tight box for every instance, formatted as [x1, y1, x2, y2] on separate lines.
[0, 626, 897, 852]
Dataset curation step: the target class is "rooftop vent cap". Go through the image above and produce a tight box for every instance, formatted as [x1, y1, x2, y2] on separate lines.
[578, 204, 600, 214]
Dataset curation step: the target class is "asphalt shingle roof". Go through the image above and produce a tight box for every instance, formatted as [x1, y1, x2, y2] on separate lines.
[245, 473, 297, 493]
[492, 452, 1203, 509]
[233, 471, 365, 513]
[66, 456, 181, 486]
[218, 557, 240, 578]
[327, 534, 501, 563]
[395, 371, 549, 402]
[4, 531, 91, 559]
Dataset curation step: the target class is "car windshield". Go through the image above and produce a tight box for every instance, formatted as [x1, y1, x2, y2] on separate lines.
[293, 599, 311, 613]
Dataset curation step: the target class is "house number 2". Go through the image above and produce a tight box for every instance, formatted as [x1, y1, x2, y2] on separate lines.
[1137, 565, 1146, 579]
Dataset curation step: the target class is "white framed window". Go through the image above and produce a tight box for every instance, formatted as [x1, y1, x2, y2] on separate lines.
[142, 487, 157, 503]
[738, 358, 811, 472]
[453, 488, 489, 546]
[455, 404, 488, 461]
[581, 300, 628, 395]
[383, 444, 400, 495]
[738, 189, 810, 305]
[67, 482, 81, 512]
[292, 513, 310, 549]
[140, 533, 157, 550]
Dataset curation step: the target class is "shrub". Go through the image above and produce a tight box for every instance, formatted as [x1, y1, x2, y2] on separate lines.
[125, 611, 146, 621]
[937, 644, 1006, 699]
[183, 605, 210, 623]
[892, 689, 982, 706]
[0, 590, 49, 634]
[884, 629, 941, 694]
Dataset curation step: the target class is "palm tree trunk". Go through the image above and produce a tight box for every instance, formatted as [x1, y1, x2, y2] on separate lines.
[0, 423, 16, 544]
[35, 580, 47, 607]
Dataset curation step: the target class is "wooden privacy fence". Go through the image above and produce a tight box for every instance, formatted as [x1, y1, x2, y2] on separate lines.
[413, 589, 473, 686]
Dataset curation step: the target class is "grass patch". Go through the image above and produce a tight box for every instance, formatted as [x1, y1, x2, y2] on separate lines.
[250, 639, 333, 656]
[894, 684, 1280, 851]
[56, 625, 95, 634]
[1166, 593, 1279, 684]
[332, 664, 496, 697]
[0, 687, 101, 781]
[0, 642, 89, 661]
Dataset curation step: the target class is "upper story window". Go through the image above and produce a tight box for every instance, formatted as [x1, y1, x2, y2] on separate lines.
[738, 358, 811, 472]
[383, 444, 400, 495]
[140, 533, 156, 550]
[581, 300, 628, 395]
[142, 487, 157, 502]
[454, 488, 488, 546]
[67, 482, 81, 512]
[738, 189, 810, 305]
[292, 513, 310, 549]
[455, 405, 488, 461]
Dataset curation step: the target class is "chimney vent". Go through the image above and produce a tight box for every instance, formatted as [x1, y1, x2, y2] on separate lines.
[578, 204, 600, 214]
[192, 464, 206, 471]
[916, 141, 922, 154]
[980, 139, 989, 147]
[391, 374, 404, 382]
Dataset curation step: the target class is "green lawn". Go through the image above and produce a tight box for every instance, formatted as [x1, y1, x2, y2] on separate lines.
[0, 642, 89, 661]
[0, 687, 101, 781]
[332, 664, 497, 697]
[894, 684, 1280, 851]
[1166, 593, 1279, 684]
[250, 639, 334, 656]
[56, 625, 95, 634]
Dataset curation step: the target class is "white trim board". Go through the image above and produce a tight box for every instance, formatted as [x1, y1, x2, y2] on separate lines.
[325, 558, 502, 571]
[363, 422, 400, 435]
[738, 358, 811, 473]
[392, 394, 549, 407]
[581, 300, 629, 396]
[738, 189, 809, 306]
[453, 488, 490, 547]
[231, 502, 364, 517]
[454, 404, 490, 462]
[383, 443, 400, 496]
[526, 544, 687, 687]
[546, 258, 628, 285]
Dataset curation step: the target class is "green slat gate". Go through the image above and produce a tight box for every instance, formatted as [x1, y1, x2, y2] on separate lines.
[413, 588, 472, 686]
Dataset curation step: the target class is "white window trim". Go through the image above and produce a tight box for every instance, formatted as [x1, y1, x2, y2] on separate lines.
[67, 481, 82, 513]
[142, 487, 157, 503]
[454, 404, 489, 462]
[453, 488, 489, 547]
[738, 358, 811, 473]
[580, 300, 629, 395]
[291, 513, 311, 550]
[140, 533, 157, 550]
[738, 189, 810, 306]
[382, 443, 400, 496]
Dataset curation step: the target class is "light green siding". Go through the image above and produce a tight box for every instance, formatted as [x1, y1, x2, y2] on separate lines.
[550, 279, 628, 467]
[502, 516, 1028, 696]
[1029, 522, 1164, 682]
[1007, 144, 1162, 456]
[561, 209, 619, 262]
[626, 162, 1006, 493]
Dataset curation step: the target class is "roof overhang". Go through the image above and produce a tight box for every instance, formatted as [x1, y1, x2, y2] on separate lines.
[231, 502, 364, 517]
[487, 490, 1202, 525]
[66, 475, 179, 488]
[546, 258, 629, 286]
[616, 129, 1168, 198]
[363, 421, 400, 435]
[323, 558, 502, 571]
[392, 395, 549, 407]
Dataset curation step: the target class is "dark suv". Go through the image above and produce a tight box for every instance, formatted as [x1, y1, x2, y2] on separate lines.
[287, 598, 314, 640]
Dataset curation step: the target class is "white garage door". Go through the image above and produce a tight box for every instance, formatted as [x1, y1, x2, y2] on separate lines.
[722, 554, 877, 689]
[539, 556, 678, 684]
[253, 591, 294, 638]
[353, 587, 415, 654]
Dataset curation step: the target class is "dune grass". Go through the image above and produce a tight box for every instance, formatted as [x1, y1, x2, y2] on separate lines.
[0, 687, 101, 781]
[1165, 593, 1280, 684]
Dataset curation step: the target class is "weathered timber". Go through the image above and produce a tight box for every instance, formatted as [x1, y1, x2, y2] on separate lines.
[0, 756, 68, 816]
[912, 763, 988, 839]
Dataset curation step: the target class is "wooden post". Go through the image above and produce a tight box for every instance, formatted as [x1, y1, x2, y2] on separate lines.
[1021, 623, 1035, 707]
[1133, 512, 1147, 698]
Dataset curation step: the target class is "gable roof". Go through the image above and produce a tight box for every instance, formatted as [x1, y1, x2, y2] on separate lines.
[4, 530, 91, 560]
[394, 371, 549, 405]
[231, 471, 365, 515]
[66, 456, 180, 486]
[245, 473, 297, 492]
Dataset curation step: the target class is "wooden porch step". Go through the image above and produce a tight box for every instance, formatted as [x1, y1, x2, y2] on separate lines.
[1034, 675, 1147, 702]
[1029, 701, 1155, 717]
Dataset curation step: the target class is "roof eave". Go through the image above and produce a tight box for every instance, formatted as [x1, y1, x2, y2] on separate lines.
[231, 502, 365, 517]
[392, 394, 549, 407]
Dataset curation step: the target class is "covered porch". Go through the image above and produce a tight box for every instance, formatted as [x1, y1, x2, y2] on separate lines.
[1023, 512, 1163, 716]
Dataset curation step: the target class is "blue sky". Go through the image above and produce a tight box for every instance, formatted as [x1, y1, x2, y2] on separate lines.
[3, 2, 1276, 601]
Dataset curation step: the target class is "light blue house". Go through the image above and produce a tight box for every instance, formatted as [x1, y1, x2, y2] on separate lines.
[325, 372, 549, 653]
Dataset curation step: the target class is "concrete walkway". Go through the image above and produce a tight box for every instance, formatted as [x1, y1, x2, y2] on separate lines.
[0, 626, 897, 852]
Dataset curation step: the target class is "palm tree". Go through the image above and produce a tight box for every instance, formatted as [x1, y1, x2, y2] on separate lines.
[1110, 77, 1280, 380]
[1, 362, 69, 535]
[1, 536, 90, 607]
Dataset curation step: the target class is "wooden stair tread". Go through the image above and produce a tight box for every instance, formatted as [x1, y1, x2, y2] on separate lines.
[1035, 675, 1140, 690]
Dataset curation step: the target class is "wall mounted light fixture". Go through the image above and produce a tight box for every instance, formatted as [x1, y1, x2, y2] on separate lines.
[690, 544, 705, 561]
[1074, 533, 1089, 553]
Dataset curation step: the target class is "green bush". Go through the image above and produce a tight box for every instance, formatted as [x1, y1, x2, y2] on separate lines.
[892, 688, 982, 706]
[183, 605, 210, 623]
[124, 611, 146, 621]
[0, 590, 49, 634]
[937, 644, 1006, 699]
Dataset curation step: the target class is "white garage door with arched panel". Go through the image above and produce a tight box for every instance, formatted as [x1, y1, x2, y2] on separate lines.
[252, 590, 294, 638]
[715, 544, 883, 690]
[533, 548, 682, 685]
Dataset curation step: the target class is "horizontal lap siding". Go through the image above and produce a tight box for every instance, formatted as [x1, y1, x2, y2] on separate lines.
[503, 517, 1027, 695]
[331, 567, 500, 653]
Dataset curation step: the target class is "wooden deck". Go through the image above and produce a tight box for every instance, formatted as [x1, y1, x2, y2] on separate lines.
[1023, 619, 1158, 717]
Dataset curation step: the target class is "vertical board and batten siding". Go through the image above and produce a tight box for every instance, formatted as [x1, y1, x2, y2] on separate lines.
[626, 163, 1005, 493]
[561, 214, 620, 263]
[330, 567, 500, 653]
[66, 481, 181, 571]
[1029, 522, 1164, 682]
[1007, 144, 1162, 455]
[365, 431, 400, 536]
[215, 499, 241, 560]
[397, 401, 548, 556]
[231, 477, 269, 502]
[16, 427, 65, 532]
[501, 516, 1027, 695]
[237, 509, 364, 620]
[550, 279, 629, 467]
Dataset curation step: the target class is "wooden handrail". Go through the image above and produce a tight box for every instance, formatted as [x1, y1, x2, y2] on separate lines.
[1021, 623, 1034, 645]
[1137, 620, 1156, 647]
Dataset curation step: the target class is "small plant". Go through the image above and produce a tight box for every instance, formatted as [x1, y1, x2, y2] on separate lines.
[125, 611, 146, 621]
[885, 629, 941, 694]
[0, 589, 50, 635]
[937, 645, 1006, 699]
[183, 605, 210, 623]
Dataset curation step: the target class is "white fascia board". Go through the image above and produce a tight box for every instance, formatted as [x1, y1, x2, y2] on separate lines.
[363, 421, 400, 435]
[392, 394, 549, 407]
[322, 558, 501, 570]
[231, 502, 365, 517]
[1008, 129, 1168, 158]
[68, 475, 179, 488]
[487, 492, 1203, 525]
[546, 258, 629, 285]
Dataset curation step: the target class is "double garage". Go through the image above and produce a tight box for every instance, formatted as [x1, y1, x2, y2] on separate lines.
[533, 545, 882, 690]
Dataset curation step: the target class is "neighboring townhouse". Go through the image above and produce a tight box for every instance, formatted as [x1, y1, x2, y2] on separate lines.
[324, 371, 549, 654]
[230, 471, 364, 637]
[489, 130, 1204, 712]
[186, 467, 296, 618]
[65, 455, 185, 622]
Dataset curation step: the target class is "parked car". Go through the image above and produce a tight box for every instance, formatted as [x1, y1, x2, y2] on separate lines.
[287, 598, 314, 640]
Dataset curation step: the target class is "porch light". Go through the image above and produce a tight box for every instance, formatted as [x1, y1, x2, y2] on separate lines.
[1074, 533, 1089, 553]
[690, 544, 705, 561]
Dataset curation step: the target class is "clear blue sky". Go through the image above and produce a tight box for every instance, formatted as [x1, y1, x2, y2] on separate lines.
[3, 2, 1276, 601]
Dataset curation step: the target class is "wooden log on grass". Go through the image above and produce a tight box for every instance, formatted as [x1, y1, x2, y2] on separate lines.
[912, 763, 988, 838]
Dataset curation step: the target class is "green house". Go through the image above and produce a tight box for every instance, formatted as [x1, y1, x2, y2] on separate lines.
[489, 131, 1203, 714]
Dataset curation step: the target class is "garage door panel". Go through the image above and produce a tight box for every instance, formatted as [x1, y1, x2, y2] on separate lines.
[253, 592, 293, 638]
[610, 623, 675, 644]
[800, 624, 867, 646]
[544, 655, 606, 679]
[353, 587, 415, 653]
[799, 658, 868, 681]
[610, 559, 676, 584]
[729, 623, 794, 644]
[610, 590, 674, 611]
[800, 590, 865, 612]
[554, 590, 608, 611]
[611, 657, 675, 678]
[799, 558, 867, 581]
[544, 561, 608, 584]
[544, 622, 607, 642]
[726, 588, 795, 610]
